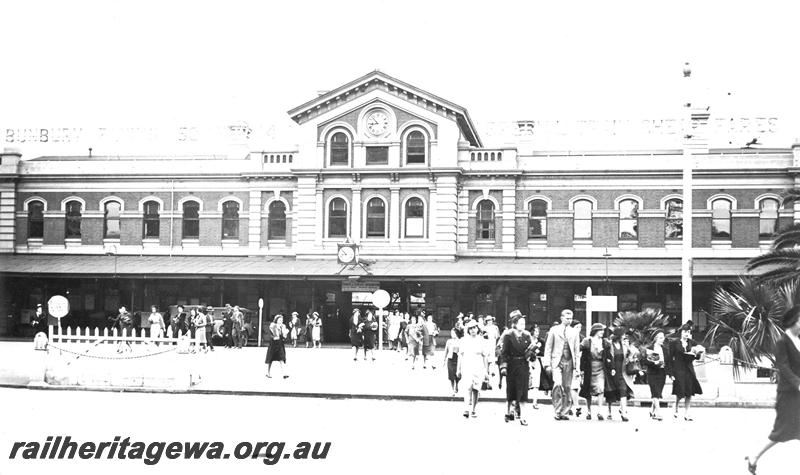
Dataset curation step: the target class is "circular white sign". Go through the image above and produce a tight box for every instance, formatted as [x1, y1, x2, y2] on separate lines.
[371, 289, 391, 309]
[258, 298, 264, 309]
[47, 295, 69, 319]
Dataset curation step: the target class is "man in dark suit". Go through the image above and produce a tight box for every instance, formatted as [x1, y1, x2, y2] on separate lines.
[172, 305, 188, 338]
[204, 306, 215, 351]
[222, 304, 234, 348]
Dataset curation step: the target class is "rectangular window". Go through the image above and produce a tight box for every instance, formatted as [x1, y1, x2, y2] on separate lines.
[143, 216, 159, 238]
[366, 146, 388, 164]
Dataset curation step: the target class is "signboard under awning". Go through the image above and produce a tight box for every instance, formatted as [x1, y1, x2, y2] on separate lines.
[342, 280, 380, 292]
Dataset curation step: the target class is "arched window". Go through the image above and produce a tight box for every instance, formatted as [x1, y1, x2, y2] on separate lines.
[328, 198, 347, 238]
[104, 201, 122, 239]
[759, 198, 780, 239]
[330, 132, 350, 165]
[404, 197, 425, 238]
[528, 199, 547, 238]
[27, 201, 44, 239]
[406, 130, 426, 164]
[143, 200, 160, 238]
[664, 198, 683, 240]
[222, 201, 240, 239]
[618, 199, 639, 240]
[476, 200, 495, 240]
[711, 198, 732, 240]
[65, 200, 82, 238]
[573, 199, 593, 239]
[366, 198, 386, 237]
[268, 201, 287, 240]
[182, 201, 200, 238]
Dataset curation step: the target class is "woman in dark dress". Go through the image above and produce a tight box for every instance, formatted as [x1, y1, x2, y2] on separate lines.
[606, 327, 634, 421]
[665, 321, 704, 420]
[746, 305, 800, 474]
[501, 314, 533, 425]
[362, 311, 377, 361]
[579, 323, 617, 420]
[349, 309, 363, 361]
[644, 330, 667, 420]
[265, 315, 289, 378]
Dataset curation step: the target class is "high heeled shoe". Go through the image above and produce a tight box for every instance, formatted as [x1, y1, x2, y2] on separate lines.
[619, 409, 629, 422]
[504, 413, 514, 423]
[519, 418, 528, 426]
[745, 456, 757, 475]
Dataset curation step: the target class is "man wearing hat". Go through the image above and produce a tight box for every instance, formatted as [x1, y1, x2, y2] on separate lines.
[543, 309, 581, 420]
[204, 306, 215, 351]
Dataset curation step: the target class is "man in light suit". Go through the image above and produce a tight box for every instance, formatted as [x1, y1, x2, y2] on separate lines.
[544, 309, 581, 420]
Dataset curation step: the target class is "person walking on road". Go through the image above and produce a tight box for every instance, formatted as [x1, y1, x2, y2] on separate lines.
[666, 321, 704, 421]
[644, 330, 667, 420]
[579, 323, 614, 420]
[311, 312, 322, 348]
[543, 309, 581, 420]
[193, 308, 208, 353]
[457, 320, 489, 419]
[442, 328, 462, 396]
[232, 306, 245, 349]
[501, 314, 533, 426]
[746, 305, 800, 474]
[407, 316, 424, 369]
[147, 305, 165, 340]
[349, 309, 363, 361]
[265, 314, 289, 379]
[362, 311, 378, 361]
[204, 306, 215, 351]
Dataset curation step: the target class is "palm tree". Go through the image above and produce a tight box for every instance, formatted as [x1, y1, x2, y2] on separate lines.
[704, 277, 793, 378]
[746, 189, 800, 284]
[612, 308, 672, 348]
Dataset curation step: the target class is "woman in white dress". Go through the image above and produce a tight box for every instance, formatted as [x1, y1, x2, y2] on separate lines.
[457, 320, 489, 418]
[147, 305, 165, 341]
[387, 311, 401, 350]
[194, 308, 208, 352]
[311, 312, 322, 348]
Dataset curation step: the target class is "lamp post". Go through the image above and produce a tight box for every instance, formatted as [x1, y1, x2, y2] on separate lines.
[681, 62, 697, 324]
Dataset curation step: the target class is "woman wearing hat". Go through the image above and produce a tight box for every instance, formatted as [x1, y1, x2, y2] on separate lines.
[501, 314, 534, 425]
[665, 321, 704, 420]
[607, 327, 634, 421]
[578, 323, 616, 420]
[644, 330, 667, 420]
[746, 305, 800, 474]
[349, 309, 363, 361]
[457, 319, 490, 418]
[265, 314, 289, 378]
[311, 312, 322, 348]
[362, 310, 378, 361]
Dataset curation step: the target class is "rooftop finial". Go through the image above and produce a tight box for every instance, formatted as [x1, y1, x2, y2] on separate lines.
[683, 62, 691, 78]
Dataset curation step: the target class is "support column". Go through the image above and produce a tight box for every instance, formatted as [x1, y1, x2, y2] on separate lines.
[351, 187, 362, 243]
[389, 187, 400, 245]
[248, 190, 261, 251]
[501, 188, 516, 252]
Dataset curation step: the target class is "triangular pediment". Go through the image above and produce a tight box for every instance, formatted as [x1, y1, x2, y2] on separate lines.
[287, 70, 482, 147]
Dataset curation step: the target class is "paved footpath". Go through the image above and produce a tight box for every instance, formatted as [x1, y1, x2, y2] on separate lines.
[0, 341, 777, 407]
[1, 387, 796, 475]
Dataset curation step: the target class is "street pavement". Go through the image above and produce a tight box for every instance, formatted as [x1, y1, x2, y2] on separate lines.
[0, 341, 777, 405]
[0, 387, 795, 475]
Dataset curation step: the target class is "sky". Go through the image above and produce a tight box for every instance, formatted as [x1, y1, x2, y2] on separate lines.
[2, 0, 798, 150]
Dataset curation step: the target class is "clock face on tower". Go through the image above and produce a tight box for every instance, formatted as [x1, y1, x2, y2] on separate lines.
[366, 111, 389, 136]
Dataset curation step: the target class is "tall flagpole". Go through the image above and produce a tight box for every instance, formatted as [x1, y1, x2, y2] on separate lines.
[682, 62, 694, 325]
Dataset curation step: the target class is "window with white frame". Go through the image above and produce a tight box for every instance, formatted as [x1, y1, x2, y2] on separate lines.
[330, 132, 350, 165]
[404, 198, 424, 238]
[65, 200, 82, 238]
[573, 199, 593, 239]
[665, 198, 683, 240]
[222, 201, 240, 239]
[405, 130, 426, 164]
[759, 198, 779, 239]
[268, 201, 287, 240]
[476, 200, 495, 240]
[182, 201, 200, 238]
[104, 201, 122, 239]
[528, 199, 547, 238]
[366, 198, 386, 237]
[711, 198, 732, 240]
[27, 201, 44, 239]
[328, 198, 348, 238]
[143, 200, 160, 238]
[618, 199, 639, 240]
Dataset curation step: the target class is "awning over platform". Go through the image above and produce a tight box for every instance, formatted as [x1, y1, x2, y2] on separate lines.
[0, 255, 750, 281]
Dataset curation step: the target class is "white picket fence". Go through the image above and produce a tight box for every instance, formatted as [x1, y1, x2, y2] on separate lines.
[48, 325, 197, 347]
